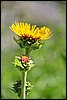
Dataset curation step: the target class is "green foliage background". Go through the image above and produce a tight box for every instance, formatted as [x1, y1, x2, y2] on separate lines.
[1, 1, 66, 99]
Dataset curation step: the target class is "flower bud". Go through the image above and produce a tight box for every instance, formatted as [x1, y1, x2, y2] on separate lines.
[13, 55, 35, 71]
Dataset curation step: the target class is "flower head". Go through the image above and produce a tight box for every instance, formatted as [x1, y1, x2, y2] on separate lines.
[9, 22, 53, 41]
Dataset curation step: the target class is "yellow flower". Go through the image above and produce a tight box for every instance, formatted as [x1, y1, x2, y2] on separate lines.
[9, 22, 53, 40]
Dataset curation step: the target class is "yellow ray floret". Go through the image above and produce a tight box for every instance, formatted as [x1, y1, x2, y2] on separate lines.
[9, 22, 53, 40]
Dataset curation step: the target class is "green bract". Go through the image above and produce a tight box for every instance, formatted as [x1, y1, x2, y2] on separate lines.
[13, 36, 44, 51]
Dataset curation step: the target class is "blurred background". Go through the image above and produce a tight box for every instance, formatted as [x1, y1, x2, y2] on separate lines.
[1, 1, 66, 99]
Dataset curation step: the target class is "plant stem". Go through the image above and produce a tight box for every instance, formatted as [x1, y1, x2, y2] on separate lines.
[21, 48, 29, 99]
[25, 47, 30, 56]
[21, 71, 27, 99]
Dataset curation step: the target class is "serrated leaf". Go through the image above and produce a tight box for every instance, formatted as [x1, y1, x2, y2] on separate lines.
[11, 80, 33, 97]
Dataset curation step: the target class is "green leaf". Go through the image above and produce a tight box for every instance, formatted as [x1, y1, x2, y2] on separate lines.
[13, 56, 24, 68]
[11, 80, 33, 97]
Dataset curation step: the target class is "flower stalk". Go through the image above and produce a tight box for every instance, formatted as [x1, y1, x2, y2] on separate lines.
[21, 48, 30, 99]
[25, 48, 30, 56]
[21, 71, 27, 99]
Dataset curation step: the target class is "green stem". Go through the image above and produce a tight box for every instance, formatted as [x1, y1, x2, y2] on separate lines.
[21, 71, 27, 99]
[21, 48, 30, 99]
[25, 47, 31, 56]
